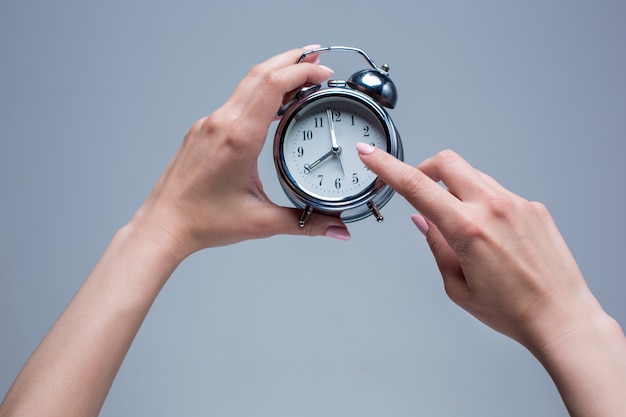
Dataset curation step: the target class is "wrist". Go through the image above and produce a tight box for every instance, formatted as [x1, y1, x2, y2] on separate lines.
[0, 213, 193, 417]
[528, 305, 626, 417]
[529, 302, 619, 358]
[520, 289, 608, 356]
[124, 208, 195, 267]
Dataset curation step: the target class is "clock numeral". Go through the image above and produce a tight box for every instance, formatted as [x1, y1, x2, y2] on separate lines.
[304, 164, 311, 174]
[363, 126, 370, 137]
[350, 115, 355, 126]
[318, 175, 324, 186]
[303, 130, 313, 141]
[332, 110, 342, 122]
[352, 173, 359, 184]
[297, 147, 304, 158]
[335, 178, 342, 189]
[314, 117, 323, 128]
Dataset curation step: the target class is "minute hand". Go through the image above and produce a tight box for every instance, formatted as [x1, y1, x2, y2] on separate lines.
[326, 108, 345, 175]
[327, 108, 340, 151]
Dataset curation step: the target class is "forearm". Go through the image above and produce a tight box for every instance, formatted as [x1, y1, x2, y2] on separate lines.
[0, 220, 185, 417]
[531, 307, 626, 417]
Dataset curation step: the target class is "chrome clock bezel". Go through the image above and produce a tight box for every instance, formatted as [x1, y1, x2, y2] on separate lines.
[273, 87, 403, 223]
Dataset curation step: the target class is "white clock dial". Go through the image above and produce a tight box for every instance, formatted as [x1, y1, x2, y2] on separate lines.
[281, 95, 388, 202]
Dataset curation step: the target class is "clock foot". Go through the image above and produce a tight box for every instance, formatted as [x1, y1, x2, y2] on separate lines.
[299, 206, 314, 228]
[367, 201, 384, 223]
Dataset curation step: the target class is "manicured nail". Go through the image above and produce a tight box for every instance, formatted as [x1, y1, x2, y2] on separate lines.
[302, 44, 321, 51]
[411, 214, 429, 236]
[325, 226, 351, 241]
[356, 142, 376, 155]
[318, 64, 334, 74]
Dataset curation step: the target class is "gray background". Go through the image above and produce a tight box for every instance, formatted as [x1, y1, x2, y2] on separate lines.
[1, 1, 625, 416]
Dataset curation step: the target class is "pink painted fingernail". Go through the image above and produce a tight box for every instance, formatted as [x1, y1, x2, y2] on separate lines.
[356, 142, 376, 155]
[318, 64, 334, 74]
[302, 44, 321, 50]
[325, 226, 351, 241]
[411, 214, 429, 236]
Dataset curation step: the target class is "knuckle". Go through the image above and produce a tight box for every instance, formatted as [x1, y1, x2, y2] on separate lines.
[246, 62, 268, 79]
[182, 116, 211, 146]
[260, 70, 282, 92]
[484, 193, 516, 219]
[247, 62, 282, 91]
[530, 200, 550, 217]
[453, 211, 484, 247]
[222, 118, 255, 152]
[200, 110, 248, 152]
[199, 111, 229, 137]
[433, 149, 459, 166]
[529, 200, 555, 225]
[199, 114, 219, 135]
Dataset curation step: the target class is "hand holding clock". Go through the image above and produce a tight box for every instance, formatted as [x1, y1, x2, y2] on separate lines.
[357, 144, 626, 417]
[131, 47, 352, 254]
[0, 46, 351, 417]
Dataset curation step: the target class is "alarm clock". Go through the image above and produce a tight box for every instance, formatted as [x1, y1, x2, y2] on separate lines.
[273, 46, 403, 227]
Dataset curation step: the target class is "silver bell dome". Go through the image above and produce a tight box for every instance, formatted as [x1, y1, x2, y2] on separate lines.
[347, 69, 398, 109]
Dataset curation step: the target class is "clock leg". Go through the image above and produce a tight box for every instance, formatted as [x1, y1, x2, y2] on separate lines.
[367, 201, 384, 223]
[299, 205, 314, 228]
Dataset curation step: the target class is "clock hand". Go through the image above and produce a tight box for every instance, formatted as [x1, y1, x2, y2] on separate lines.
[304, 149, 335, 174]
[326, 108, 345, 176]
[327, 108, 340, 152]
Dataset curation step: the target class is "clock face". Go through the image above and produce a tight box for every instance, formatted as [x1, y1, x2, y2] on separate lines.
[279, 94, 389, 203]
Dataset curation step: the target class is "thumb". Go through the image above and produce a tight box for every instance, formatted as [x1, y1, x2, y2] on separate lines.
[261, 205, 351, 241]
[419, 216, 469, 305]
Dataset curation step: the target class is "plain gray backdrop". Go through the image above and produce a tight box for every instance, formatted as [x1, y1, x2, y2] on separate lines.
[1, 1, 625, 416]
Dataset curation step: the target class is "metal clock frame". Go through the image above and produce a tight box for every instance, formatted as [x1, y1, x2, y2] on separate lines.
[273, 46, 403, 226]
[274, 87, 403, 225]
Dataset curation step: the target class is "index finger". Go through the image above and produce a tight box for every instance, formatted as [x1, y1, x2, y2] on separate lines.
[249, 45, 321, 74]
[356, 143, 464, 233]
[224, 48, 334, 128]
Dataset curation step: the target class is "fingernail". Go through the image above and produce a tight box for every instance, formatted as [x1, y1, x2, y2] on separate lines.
[356, 142, 376, 155]
[325, 226, 351, 241]
[302, 44, 321, 51]
[318, 64, 334, 74]
[411, 214, 429, 236]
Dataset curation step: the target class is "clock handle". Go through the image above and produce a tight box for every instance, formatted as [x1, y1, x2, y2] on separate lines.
[297, 46, 381, 71]
[298, 46, 398, 109]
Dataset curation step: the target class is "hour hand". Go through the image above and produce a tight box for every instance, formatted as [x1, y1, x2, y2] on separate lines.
[304, 149, 335, 174]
